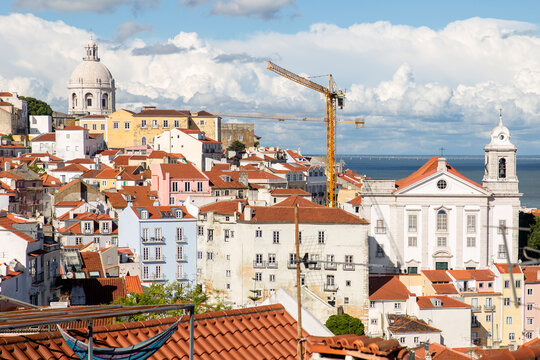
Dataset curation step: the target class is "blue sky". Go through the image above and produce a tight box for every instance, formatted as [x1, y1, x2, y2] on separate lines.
[2, 0, 540, 155]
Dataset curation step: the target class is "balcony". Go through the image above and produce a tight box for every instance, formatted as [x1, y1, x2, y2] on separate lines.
[309, 262, 321, 270]
[325, 262, 337, 270]
[176, 273, 188, 281]
[267, 261, 278, 269]
[324, 283, 338, 292]
[142, 274, 166, 281]
[375, 227, 386, 234]
[141, 237, 165, 243]
[484, 305, 496, 311]
[253, 261, 266, 269]
[32, 272, 44, 285]
[142, 255, 166, 263]
[287, 261, 297, 269]
[176, 255, 188, 262]
[471, 322, 480, 328]
[343, 263, 355, 271]
[471, 305, 482, 312]
[176, 236, 188, 244]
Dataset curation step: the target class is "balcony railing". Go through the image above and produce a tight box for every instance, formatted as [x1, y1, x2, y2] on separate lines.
[375, 227, 386, 234]
[309, 262, 321, 270]
[343, 263, 355, 271]
[267, 261, 278, 269]
[176, 236, 187, 244]
[324, 283, 338, 292]
[32, 272, 44, 284]
[471, 322, 480, 328]
[471, 305, 482, 312]
[484, 305, 495, 311]
[287, 261, 296, 269]
[253, 261, 266, 269]
[142, 274, 166, 281]
[176, 255, 188, 262]
[176, 273, 188, 281]
[142, 255, 166, 262]
[325, 262, 337, 270]
[141, 237, 165, 243]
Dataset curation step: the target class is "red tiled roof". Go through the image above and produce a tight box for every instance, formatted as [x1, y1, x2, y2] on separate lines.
[112, 155, 132, 166]
[51, 163, 89, 173]
[416, 296, 471, 309]
[0, 304, 307, 360]
[100, 149, 120, 156]
[66, 158, 95, 164]
[125, 275, 143, 294]
[0, 213, 37, 242]
[80, 251, 104, 277]
[0, 92, 13, 97]
[55, 201, 85, 207]
[348, 195, 362, 206]
[58, 125, 86, 131]
[134, 109, 191, 117]
[159, 163, 207, 180]
[272, 195, 324, 208]
[196, 110, 216, 116]
[244, 206, 368, 224]
[432, 283, 459, 295]
[131, 205, 195, 219]
[0, 101, 13, 106]
[395, 157, 483, 191]
[80, 114, 106, 119]
[270, 188, 311, 196]
[414, 342, 472, 360]
[0, 171, 23, 180]
[387, 314, 441, 334]
[246, 170, 284, 180]
[30, 132, 56, 142]
[200, 199, 247, 215]
[41, 173, 62, 187]
[523, 266, 540, 282]
[422, 270, 452, 282]
[203, 170, 247, 189]
[210, 163, 231, 171]
[106, 186, 158, 208]
[494, 263, 522, 274]
[307, 334, 405, 359]
[370, 275, 413, 300]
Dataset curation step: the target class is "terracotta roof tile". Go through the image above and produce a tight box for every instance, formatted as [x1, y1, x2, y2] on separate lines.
[523, 266, 540, 282]
[494, 263, 522, 274]
[387, 314, 441, 334]
[134, 109, 191, 117]
[200, 199, 247, 215]
[125, 275, 144, 294]
[159, 163, 207, 180]
[80, 251, 104, 277]
[348, 195, 362, 206]
[270, 188, 311, 196]
[416, 295, 471, 309]
[58, 125, 86, 131]
[131, 205, 195, 219]
[432, 283, 459, 294]
[51, 163, 89, 173]
[0, 213, 37, 242]
[30, 132, 56, 142]
[422, 270, 452, 282]
[40, 173, 62, 187]
[370, 275, 413, 300]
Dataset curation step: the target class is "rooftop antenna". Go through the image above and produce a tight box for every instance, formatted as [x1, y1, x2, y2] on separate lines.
[439, 147, 445, 157]
[499, 108, 503, 125]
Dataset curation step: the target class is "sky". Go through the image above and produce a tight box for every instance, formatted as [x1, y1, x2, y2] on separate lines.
[2, 0, 540, 155]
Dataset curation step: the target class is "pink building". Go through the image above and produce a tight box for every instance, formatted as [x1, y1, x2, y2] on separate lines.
[523, 266, 540, 341]
[150, 162, 210, 205]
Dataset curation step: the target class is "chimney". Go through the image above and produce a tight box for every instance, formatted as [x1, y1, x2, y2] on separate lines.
[437, 157, 447, 172]
[244, 206, 252, 221]
[237, 201, 245, 213]
[238, 172, 248, 186]
[0, 263, 8, 277]
[4, 162, 10, 171]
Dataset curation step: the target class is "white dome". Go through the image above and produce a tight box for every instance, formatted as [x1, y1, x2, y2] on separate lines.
[69, 61, 114, 88]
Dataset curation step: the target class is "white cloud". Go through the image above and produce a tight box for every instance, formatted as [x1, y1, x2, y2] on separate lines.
[113, 21, 154, 43]
[12, 0, 159, 13]
[181, 0, 296, 19]
[2, 14, 540, 153]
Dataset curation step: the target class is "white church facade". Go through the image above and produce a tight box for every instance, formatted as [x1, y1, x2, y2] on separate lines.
[346, 116, 521, 273]
[68, 39, 115, 116]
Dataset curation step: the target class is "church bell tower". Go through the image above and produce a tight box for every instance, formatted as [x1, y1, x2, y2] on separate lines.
[482, 111, 519, 195]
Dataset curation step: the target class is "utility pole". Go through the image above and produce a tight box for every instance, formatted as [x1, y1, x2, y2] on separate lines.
[295, 204, 303, 360]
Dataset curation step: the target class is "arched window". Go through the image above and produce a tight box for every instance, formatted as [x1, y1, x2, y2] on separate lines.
[85, 93, 93, 107]
[437, 210, 447, 231]
[141, 137, 147, 146]
[102, 94, 108, 108]
[72, 93, 77, 108]
[499, 158, 506, 178]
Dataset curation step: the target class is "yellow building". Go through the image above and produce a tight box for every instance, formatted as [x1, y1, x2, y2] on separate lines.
[78, 115, 107, 137]
[104, 107, 221, 149]
[493, 263, 524, 348]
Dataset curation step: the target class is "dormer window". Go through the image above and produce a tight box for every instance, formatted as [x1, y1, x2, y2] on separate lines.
[434, 299, 442, 307]
[83, 221, 92, 234]
[141, 210, 149, 219]
[175, 209, 183, 218]
[101, 221, 110, 234]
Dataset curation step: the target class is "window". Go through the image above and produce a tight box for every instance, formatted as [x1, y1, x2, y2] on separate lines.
[437, 179, 447, 189]
[124, 122, 130, 129]
[504, 280, 510, 288]
[414, 337, 419, 344]
[488, 282, 493, 288]
[140, 119, 147, 128]
[326, 275, 335, 286]
[499, 158, 506, 178]
[66, 146, 70, 151]
[467, 237, 476, 247]
[197, 182, 203, 192]
[394, 302, 401, 309]
[255, 272, 262, 281]
[408, 237, 417, 247]
[206, 252, 214, 260]
[399, 337, 405, 344]
[238, 135, 242, 141]
[407, 267, 418, 274]
[101, 124, 105, 130]
[172, 181, 178, 192]
[176, 245, 184, 260]
[200, 119, 205, 126]
[197, 251, 203, 259]
[207, 229, 214, 242]
[289, 253, 296, 266]
[273, 231, 280, 244]
[437, 236, 447, 247]
[504, 297, 510, 306]
[527, 303, 533, 311]
[526, 332, 533, 340]
[346, 280, 351, 286]
[84, 222, 91, 232]
[182, 182, 190, 192]
[75, 237, 82, 245]
[268, 253, 276, 265]
[318, 231, 325, 244]
[344, 255, 354, 270]
[154, 227, 162, 240]
[498, 220, 507, 234]
[169, 196, 174, 205]
[255, 229, 262, 238]
[142, 247, 149, 261]
[92, 123, 97, 131]
[152, 119, 158, 128]
[163, 119, 169, 128]
[298, 231, 302, 243]
[226, 254, 230, 260]
[509, 332, 515, 341]
[155, 247, 162, 260]
[344, 297, 349, 304]
[498, 244, 507, 258]
[174, 120, 180, 128]
[408, 214, 417, 232]
[435, 262, 448, 270]
[197, 226, 203, 236]
[93, 237, 100, 244]
[175, 210, 183, 218]
[155, 265, 162, 279]
[437, 210, 447, 231]
[142, 228, 150, 242]
[370, 301, 375, 308]
[515, 280, 521, 288]
[269, 274, 275, 282]
[527, 288, 533, 295]
[176, 227, 183, 242]
[143, 266, 149, 279]
[375, 219, 386, 233]
[255, 253, 263, 265]
[376, 245, 384, 257]
[225, 269, 231, 277]
[527, 317, 534, 325]
[486, 314, 492, 322]
[113, 122, 119, 129]
[467, 214, 476, 232]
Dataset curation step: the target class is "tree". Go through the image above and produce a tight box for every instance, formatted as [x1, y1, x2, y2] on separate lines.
[20, 96, 53, 116]
[325, 313, 364, 336]
[227, 140, 246, 152]
[113, 281, 230, 321]
[527, 216, 540, 250]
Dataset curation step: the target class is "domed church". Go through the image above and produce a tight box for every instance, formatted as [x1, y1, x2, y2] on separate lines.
[68, 38, 115, 115]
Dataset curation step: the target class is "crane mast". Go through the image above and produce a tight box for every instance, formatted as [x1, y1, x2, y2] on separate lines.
[267, 61, 344, 207]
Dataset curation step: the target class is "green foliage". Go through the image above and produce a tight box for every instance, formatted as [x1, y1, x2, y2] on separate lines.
[254, 141, 260, 147]
[1, 134, 13, 140]
[20, 96, 53, 116]
[28, 165, 45, 175]
[113, 281, 230, 321]
[227, 140, 246, 152]
[527, 216, 540, 250]
[325, 313, 365, 336]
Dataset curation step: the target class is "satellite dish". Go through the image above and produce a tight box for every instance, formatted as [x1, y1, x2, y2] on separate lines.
[66, 271, 74, 279]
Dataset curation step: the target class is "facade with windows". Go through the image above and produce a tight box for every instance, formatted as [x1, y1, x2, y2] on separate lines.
[522, 266, 540, 342]
[150, 162, 211, 206]
[118, 203, 198, 286]
[55, 126, 105, 161]
[196, 197, 370, 324]
[351, 117, 520, 273]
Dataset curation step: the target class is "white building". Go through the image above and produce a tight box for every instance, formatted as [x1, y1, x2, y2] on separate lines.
[196, 196, 370, 324]
[29, 115, 52, 136]
[55, 126, 105, 161]
[30, 133, 56, 154]
[353, 116, 521, 273]
[68, 39, 115, 116]
[153, 128, 222, 171]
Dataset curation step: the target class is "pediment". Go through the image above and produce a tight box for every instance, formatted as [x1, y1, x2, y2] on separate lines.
[395, 172, 488, 196]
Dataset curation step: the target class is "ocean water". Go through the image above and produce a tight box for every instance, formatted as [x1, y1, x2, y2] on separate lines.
[336, 155, 540, 209]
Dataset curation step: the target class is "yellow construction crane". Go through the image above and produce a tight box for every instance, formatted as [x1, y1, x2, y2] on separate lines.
[266, 61, 345, 207]
[216, 112, 364, 126]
